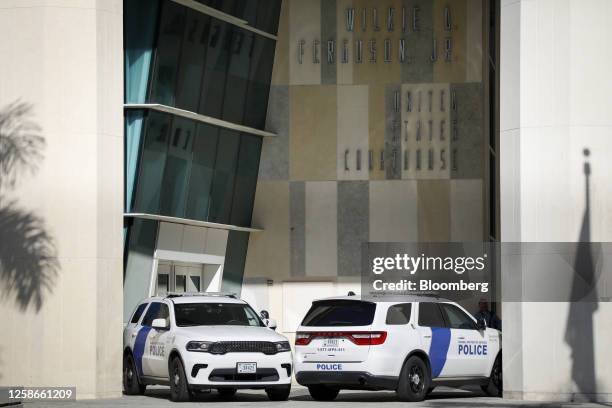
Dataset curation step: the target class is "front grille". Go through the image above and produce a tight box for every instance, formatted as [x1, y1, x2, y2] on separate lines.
[209, 368, 279, 382]
[209, 341, 278, 355]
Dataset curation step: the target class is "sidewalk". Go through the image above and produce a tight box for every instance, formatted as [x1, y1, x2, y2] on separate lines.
[20, 386, 611, 408]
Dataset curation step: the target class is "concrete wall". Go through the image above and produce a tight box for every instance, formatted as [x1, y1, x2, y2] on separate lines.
[245, 0, 489, 337]
[500, 0, 612, 402]
[0, 0, 124, 399]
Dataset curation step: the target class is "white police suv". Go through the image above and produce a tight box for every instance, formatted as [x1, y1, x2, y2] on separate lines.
[123, 293, 292, 402]
[294, 295, 502, 402]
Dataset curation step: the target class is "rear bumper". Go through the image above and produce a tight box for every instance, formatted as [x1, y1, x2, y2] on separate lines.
[295, 371, 398, 391]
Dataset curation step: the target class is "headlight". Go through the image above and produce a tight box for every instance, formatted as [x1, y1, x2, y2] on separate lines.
[186, 341, 212, 352]
[275, 341, 291, 352]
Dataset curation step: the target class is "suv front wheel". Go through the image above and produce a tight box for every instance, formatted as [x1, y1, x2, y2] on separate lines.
[397, 355, 430, 402]
[123, 353, 146, 395]
[266, 385, 291, 401]
[169, 356, 191, 402]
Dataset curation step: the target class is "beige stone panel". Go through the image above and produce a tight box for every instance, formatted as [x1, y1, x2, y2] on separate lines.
[465, 0, 483, 82]
[450, 179, 484, 241]
[204, 228, 229, 257]
[352, 0, 403, 85]
[369, 180, 418, 242]
[337, 85, 369, 180]
[433, 0, 467, 83]
[289, 86, 337, 181]
[368, 84, 386, 180]
[305, 182, 338, 277]
[289, 0, 321, 85]
[401, 83, 451, 180]
[336, 0, 354, 84]
[417, 180, 451, 241]
[244, 182, 291, 280]
[272, 0, 290, 85]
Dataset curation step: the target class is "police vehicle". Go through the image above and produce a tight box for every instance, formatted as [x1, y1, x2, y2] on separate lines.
[123, 293, 292, 402]
[293, 295, 502, 402]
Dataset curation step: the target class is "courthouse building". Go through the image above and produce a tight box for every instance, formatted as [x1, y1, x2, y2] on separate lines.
[0, 0, 611, 402]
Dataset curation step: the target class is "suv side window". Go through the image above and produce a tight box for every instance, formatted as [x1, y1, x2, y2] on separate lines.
[386, 303, 412, 325]
[130, 303, 148, 324]
[141, 302, 170, 327]
[440, 303, 477, 330]
[418, 302, 446, 328]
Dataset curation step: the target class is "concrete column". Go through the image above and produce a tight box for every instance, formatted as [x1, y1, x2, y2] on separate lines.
[0, 0, 124, 399]
[500, 0, 612, 402]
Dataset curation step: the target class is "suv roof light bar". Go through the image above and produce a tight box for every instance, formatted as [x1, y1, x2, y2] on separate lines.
[164, 292, 237, 299]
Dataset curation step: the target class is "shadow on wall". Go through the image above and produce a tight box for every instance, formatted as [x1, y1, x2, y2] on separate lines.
[0, 101, 59, 312]
[564, 148, 599, 401]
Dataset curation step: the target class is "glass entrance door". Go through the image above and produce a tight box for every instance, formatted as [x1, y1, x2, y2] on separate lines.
[155, 261, 220, 295]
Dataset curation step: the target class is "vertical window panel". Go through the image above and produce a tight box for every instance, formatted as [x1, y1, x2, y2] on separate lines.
[186, 124, 219, 220]
[198, 19, 232, 119]
[149, 1, 186, 106]
[159, 118, 195, 217]
[230, 134, 262, 226]
[222, 28, 253, 124]
[133, 112, 172, 214]
[208, 129, 240, 224]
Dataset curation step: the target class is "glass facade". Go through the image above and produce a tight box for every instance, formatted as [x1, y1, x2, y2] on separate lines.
[148, 0, 276, 130]
[130, 110, 261, 227]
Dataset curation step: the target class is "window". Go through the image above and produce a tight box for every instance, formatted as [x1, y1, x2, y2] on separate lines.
[440, 303, 477, 330]
[208, 129, 240, 224]
[185, 124, 218, 220]
[130, 303, 148, 324]
[230, 134, 262, 226]
[386, 303, 412, 325]
[418, 303, 446, 328]
[142, 302, 170, 327]
[174, 303, 263, 327]
[157, 274, 169, 296]
[301, 301, 376, 327]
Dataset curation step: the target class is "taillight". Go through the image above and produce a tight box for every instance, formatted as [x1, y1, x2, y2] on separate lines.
[295, 332, 312, 345]
[294, 331, 387, 346]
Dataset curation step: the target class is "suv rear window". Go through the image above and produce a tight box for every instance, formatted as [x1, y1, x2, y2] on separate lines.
[386, 303, 412, 325]
[301, 300, 376, 327]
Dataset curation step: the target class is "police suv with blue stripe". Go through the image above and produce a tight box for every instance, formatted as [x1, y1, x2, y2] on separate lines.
[123, 293, 292, 402]
[294, 295, 502, 402]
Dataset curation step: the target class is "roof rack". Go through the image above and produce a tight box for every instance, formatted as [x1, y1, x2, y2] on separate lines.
[165, 292, 237, 299]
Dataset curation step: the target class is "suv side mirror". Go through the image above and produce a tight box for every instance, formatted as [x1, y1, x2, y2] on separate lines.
[152, 318, 169, 330]
[260, 310, 270, 320]
[476, 317, 487, 331]
[265, 318, 277, 330]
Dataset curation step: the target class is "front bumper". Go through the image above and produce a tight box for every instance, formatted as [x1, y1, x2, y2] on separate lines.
[295, 371, 398, 391]
[183, 351, 292, 388]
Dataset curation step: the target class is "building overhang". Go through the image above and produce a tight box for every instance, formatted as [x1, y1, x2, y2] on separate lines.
[124, 213, 263, 233]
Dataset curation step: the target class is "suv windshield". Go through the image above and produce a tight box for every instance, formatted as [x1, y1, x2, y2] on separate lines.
[301, 300, 376, 326]
[174, 303, 264, 327]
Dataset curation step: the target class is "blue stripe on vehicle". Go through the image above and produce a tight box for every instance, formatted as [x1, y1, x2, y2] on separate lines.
[428, 327, 451, 378]
[133, 326, 152, 376]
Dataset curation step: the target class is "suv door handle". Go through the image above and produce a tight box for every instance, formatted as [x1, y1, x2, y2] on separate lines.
[131, 333, 137, 338]
[423, 335, 431, 338]
[458, 337, 466, 340]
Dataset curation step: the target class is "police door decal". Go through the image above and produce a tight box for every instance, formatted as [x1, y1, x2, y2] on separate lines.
[133, 326, 152, 376]
[429, 327, 451, 377]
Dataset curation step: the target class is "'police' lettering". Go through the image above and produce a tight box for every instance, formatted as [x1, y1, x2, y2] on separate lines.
[316, 363, 343, 371]
[458, 344, 487, 356]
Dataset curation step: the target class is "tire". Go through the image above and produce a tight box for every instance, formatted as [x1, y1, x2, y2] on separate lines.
[217, 388, 237, 398]
[307, 385, 339, 401]
[123, 353, 146, 395]
[397, 356, 430, 402]
[266, 385, 291, 401]
[169, 356, 191, 402]
[481, 354, 503, 397]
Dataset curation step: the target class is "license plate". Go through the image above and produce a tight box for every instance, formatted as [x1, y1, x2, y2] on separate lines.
[236, 362, 257, 374]
[322, 338, 339, 348]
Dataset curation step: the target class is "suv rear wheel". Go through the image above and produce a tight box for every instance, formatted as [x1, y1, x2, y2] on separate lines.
[123, 353, 146, 395]
[169, 356, 191, 402]
[266, 385, 291, 401]
[307, 385, 339, 401]
[397, 355, 430, 402]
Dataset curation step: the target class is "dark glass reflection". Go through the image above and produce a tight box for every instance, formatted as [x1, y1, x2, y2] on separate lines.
[208, 129, 240, 224]
[148, 0, 277, 130]
[231, 134, 261, 226]
[194, 0, 281, 35]
[185, 124, 219, 220]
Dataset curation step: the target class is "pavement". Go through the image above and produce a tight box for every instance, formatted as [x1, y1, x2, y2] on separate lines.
[18, 386, 612, 408]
